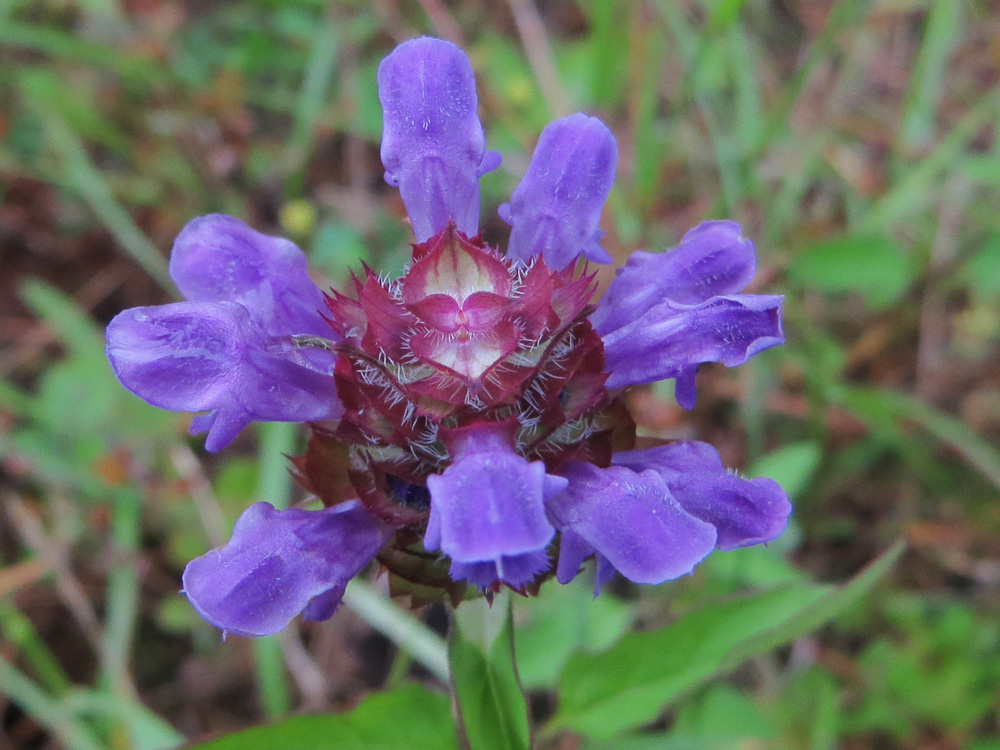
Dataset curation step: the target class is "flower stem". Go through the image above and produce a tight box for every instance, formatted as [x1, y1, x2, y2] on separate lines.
[252, 421, 298, 718]
[341, 580, 449, 683]
[449, 592, 532, 750]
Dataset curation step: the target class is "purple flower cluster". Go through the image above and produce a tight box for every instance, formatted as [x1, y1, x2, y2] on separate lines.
[106, 37, 789, 637]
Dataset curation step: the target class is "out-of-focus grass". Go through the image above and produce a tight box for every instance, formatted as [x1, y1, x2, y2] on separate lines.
[1, 1, 999, 748]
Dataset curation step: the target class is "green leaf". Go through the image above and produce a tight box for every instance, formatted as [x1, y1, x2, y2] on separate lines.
[185, 685, 457, 750]
[673, 684, 775, 741]
[787, 233, 915, 308]
[705, 0, 749, 30]
[515, 575, 633, 689]
[900, 0, 963, 149]
[962, 231, 1000, 298]
[584, 736, 733, 750]
[550, 543, 904, 739]
[841, 387, 1000, 493]
[449, 595, 531, 750]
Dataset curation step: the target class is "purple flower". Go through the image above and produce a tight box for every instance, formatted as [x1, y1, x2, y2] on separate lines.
[500, 114, 618, 270]
[106, 36, 790, 634]
[170, 214, 333, 338]
[614, 441, 791, 551]
[182, 501, 390, 636]
[423, 424, 567, 590]
[592, 220, 784, 408]
[106, 214, 341, 452]
[547, 462, 718, 592]
[107, 301, 339, 452]
[378, 37, 501, 241]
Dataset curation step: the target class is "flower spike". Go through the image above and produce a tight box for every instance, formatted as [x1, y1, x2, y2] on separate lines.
[106, 35, 790, 631]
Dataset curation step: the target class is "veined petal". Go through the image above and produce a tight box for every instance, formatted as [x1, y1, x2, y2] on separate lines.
[169, 214, 330, 337]
[614, 442, 791, 550]
[548, 462, 716, 586]
[107, 302, 245, 412]
[425, 453, 557, 561]
[106, 301, 340, 451]
[182, 501, 391, 636]
[378, 37, 499, 240]
[591, 221, 756, 333]
[502, 114, 618, 270]
[425, 424, 564, 563]
[600, 294, 784, 394]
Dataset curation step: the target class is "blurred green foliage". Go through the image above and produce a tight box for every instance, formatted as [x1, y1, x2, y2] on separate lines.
[2, 0, 1000, 748]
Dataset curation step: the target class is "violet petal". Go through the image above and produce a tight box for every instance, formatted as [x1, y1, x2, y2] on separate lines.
[302, 583, 348, 622]
[190, 409, 252, 454]
[502, 114, 618, 270]
[600, 294, 784, 392]
[614, 442, 791, 550]
[378, 37, 498, 241]
[182, 501, 391, 636]
[425, 447, 561, 563]
[554, 530, 619, 596]
[548, 462, 717, 586]
[106, 301, 339, 451]
[554, 527, 595, 585]
[450, 549, 551, 590]
[169, 214, 330, 337]
[591, 220, 756, 333]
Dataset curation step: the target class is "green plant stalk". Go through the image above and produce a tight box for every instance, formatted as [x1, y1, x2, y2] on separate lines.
[252, 421, 299, 719]
[449, 592, 531, 750]
[283, 15, 339, 197]
[0, 599, 72, 696]
[21, 86, 174, 291]
[0, 655, 104, 750]
[900, 0, 962, 148]
[101, 489, 143, 702]
[341, 580, 449, 683]
[696, 90, 742, 215]
[60, 692, 185, 750]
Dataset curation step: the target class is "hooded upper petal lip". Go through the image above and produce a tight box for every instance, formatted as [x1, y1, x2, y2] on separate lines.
[378, 37, 500, 241]
[502, 114, 618, 270]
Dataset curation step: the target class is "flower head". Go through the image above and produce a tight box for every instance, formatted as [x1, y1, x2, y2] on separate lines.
[107, 36, 789, 635]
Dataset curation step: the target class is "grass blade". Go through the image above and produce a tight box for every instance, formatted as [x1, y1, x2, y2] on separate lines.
[0, 656, 105, 750]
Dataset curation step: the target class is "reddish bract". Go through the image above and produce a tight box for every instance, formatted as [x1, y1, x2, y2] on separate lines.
[316, 223, 633, 597]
